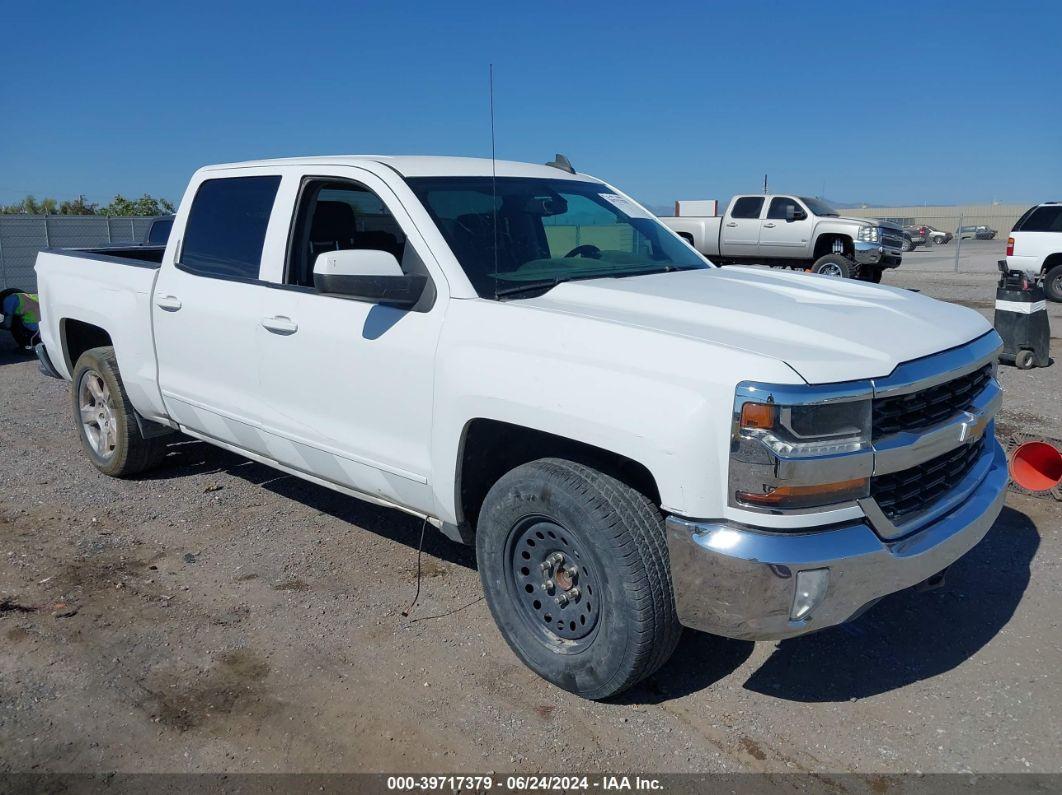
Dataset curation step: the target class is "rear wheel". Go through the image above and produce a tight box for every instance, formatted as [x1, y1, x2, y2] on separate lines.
[1044, 264, 1062, 303]
[810, 254, 855, 278]
[476, 458, 680, 700]
[72, 346, 168, 477]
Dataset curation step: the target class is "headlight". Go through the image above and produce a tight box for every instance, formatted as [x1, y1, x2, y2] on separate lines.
[730, 382, 873, 512]
[857, 225, 879, 243]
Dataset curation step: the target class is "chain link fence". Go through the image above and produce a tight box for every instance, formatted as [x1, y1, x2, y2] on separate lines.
[840, 207, 1023, 273]
[0, 215, 157, 292]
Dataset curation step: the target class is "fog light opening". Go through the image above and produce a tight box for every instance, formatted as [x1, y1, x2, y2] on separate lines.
[790, 568, 830, 622]
[1010, 441, 1062, 492]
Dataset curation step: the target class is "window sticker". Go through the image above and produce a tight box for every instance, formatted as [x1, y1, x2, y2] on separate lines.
[598, 193, 651, 219]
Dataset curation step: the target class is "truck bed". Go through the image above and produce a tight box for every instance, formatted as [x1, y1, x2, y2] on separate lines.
[657, 215, 722, 256]
[34, 246, 168, 422]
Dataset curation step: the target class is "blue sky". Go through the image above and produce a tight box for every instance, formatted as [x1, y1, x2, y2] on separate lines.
[3, 1, 1059, 209]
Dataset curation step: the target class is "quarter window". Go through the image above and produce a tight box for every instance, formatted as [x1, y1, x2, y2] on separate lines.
[731, 197, 764, 219]
[1016, 206, 1062, 233]
[180, 176, 281, 280]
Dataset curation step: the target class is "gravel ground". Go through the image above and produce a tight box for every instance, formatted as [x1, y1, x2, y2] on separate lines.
[1, 263, 1059, 779]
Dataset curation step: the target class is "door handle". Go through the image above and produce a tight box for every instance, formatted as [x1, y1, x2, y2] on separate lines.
[763, 222, 776, 228]
[725, 222, 738, 227]
[155, 294, 182, 311]
[261, 315, 298, 335]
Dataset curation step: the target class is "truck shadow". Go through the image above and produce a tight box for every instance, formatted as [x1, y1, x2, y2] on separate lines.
[141, 438, 1037, 704]
[741, 504, 1038, 703]
[139, 437, 476, 570]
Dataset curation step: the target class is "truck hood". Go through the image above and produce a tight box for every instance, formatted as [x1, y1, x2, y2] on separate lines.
[519, 267, 991, 384]
[834, 215, 901, 230]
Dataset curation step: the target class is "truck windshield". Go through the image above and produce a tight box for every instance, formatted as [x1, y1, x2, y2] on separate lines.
[798, 197, 840, 217]
[407, 177, 708, 299]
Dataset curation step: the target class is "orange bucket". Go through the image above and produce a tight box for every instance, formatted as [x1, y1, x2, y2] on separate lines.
[1009, 441, 1062, 492]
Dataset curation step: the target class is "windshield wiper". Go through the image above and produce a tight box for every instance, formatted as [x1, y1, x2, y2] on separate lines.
[494, 265, 699, 300]
[495, 278, 567, 299]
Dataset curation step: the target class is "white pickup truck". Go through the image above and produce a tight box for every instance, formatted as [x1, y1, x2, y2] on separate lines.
[34, 156, 1007, 699]
[1007, 201, 1062, 302]
[660, 194, 905, 282]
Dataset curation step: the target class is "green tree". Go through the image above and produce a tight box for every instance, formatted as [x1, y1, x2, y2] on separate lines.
[98, 193, 175, 217]
[59, 195, 98, 215]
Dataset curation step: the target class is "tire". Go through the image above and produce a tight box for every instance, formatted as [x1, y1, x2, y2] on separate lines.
[810, 254, 855, 278]
[476, 458, 681, 700]
[901, 239, 913, 252]
[71, 346, 167, 477]
[1015, 349, 1036, 370]
[1044, 264, 1062, 303]
[858, 266, 883, 284]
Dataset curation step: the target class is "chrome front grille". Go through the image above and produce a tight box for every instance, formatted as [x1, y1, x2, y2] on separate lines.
[872, 363, 993, 439]
[870, 437, 985, 522]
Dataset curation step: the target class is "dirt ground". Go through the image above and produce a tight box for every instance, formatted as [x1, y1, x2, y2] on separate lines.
[1, 268, 1060, 778]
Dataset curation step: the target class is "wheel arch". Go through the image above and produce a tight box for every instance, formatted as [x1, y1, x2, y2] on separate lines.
[813, 233, 854, 260]
[453, 418, 662, 539]
[60, 318, 113, 374]
[1041, 252, 1062, 273]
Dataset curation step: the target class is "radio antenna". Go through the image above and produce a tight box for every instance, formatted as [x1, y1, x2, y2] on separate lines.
[489, 63, 499, 299]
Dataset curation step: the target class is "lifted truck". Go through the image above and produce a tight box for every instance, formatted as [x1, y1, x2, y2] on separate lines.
[660, 194, 904, 281]
[35, 155, 1005, 699]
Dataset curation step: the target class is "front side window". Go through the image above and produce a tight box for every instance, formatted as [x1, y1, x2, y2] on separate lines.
[407, 177, 706, 299]
[731, 197, 764, 219]
[287, 181, 407, 288]
[181, 176, 281, 279]
[767, 197, 803, 220]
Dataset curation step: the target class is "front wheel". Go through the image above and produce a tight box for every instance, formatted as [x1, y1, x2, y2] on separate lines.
[476, 459, 681, 700]
[858, 266, 883, 283]
[72, 346, 168, 477]
[1044, 264, 1062, 303]
[810, 254, 855, 278]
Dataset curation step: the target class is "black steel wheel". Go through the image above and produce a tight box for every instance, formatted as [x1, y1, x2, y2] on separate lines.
[507, 516, 600, 643]
[477, 458, 680, 700]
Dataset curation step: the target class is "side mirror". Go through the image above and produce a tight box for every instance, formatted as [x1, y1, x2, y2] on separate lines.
[313, 249, 426, 308]
[786, 205, 807, 222]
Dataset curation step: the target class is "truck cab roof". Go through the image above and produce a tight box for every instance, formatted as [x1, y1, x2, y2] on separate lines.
[198, 155, 602, 182]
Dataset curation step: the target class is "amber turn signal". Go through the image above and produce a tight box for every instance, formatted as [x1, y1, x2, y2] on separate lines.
[737, 477, 869, 509]
[740, 402, 777, 430]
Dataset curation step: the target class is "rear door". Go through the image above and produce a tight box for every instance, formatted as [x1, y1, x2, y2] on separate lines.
[153, 171, 284, 455]
[721, 196, 765, 257]
[758, 196, 813, 258]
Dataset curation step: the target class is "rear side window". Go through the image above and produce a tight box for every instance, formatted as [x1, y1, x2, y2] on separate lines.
[1015, 205, 1062, 233]
[731, 197, 764, 219]
[180, 176, 281, 279]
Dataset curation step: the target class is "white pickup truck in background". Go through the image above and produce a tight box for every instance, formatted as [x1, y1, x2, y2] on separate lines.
[34, 155, 1006, 699]
[660, 194, 904, 282]
[1007, 201, 1062, 302]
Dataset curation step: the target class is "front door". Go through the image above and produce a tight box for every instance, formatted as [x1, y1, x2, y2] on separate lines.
[255, 172, 443, 514]
[758, 196, 814, 259]
[721, 196, 765, 258]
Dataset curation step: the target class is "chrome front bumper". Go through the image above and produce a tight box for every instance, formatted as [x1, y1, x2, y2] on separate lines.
[855, 241, 903, 268]
[665, 437, 1007, 641]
